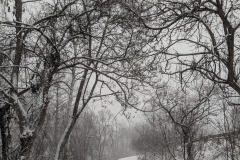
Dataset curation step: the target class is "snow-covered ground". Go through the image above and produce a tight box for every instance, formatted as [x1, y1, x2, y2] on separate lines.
[119, 156, 139, 160]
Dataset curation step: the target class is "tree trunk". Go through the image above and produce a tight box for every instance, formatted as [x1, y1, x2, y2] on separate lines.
[54, 116, 78, 160]
[19, 137, 34, 160]
[187, 142, 194, 160]
[55, 86, 59, 147]
[54, 76, 94, 160]
[0, 105, 11, 160]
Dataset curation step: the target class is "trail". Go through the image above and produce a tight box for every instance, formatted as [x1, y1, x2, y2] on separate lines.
[119, 156, 139, 160]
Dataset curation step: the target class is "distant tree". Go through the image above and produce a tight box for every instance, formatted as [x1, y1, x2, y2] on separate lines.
[132, 82, 218, 160]
[67, 111, 97, 160]
[209, 99, 240, 160]
[159, 90, 211, 160]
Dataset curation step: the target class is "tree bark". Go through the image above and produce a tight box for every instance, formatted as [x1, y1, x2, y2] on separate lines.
[19, 137, 34, 160]
[55, 86, 59, 147]
[0, 105, 11, 160]
[54, 116, 78, 160]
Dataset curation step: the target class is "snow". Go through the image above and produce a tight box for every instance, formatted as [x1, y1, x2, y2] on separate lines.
[20, 156, 25, 160]
[119, 156, 139, 160]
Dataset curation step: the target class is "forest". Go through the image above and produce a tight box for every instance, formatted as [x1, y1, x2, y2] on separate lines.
[0, 0, 240, 160]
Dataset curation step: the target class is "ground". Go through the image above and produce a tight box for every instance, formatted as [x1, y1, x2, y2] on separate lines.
[118, 156, 139, 160]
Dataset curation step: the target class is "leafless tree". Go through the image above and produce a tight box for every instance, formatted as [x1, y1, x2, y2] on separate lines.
[0, 0, 150, 159]
[118, 0, 240, 96]
[133, 81, 218, 160]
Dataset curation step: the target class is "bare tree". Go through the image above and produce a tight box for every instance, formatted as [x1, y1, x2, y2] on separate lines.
[118, 0, 240, 96]
[133, 81, 217, 160]
[108, 1, 240, 158]
[0, 0, 151, 159]
[207, 98, 240, 160]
